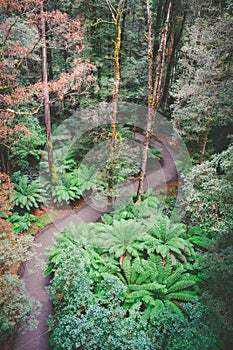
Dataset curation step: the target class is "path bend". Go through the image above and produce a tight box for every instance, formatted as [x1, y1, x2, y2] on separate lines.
[11, 138, 178, 350]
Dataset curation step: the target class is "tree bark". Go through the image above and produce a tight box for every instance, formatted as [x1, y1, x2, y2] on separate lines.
[107, 0, 124, 193]
[111, 0, 124, 147]
[41, 1, 56, 184]
[136, 1, 171, 203]
[200, 130, 209, 161]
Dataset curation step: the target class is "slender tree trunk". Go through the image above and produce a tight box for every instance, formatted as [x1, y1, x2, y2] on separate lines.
[136, 0, 153, 203]
[0, 148, 6, 173]
[111, 0, 124, 147]
[107, 0, 124, 193]
[136, 1, 171, 203]
[200, 130, 209, 161]
[41, 1, 56, 184]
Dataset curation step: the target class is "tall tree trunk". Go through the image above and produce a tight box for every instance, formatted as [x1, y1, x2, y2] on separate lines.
[107, 0, 124, 193]
[111, 0, 124, 146]
[136, 1, 171, 203]
[161, 3, 187, 111]
[40, 1, 56, 184]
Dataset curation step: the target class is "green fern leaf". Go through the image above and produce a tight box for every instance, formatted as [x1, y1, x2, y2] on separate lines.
[122, 255, 132, 284]
[168, 290, 197, 301]
[167, 277, 196, 293]
[165, 266, 184, 288]
[164, 300, 184, 316]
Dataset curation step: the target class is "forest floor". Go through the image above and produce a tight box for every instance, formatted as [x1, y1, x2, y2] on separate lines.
[9, 138, 178, 350]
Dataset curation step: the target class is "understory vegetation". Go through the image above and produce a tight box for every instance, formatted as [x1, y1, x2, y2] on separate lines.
[0, 0, 233, 349]
[44, 192, 222, 349]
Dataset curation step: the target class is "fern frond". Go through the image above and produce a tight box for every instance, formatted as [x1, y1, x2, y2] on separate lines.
[128, 281, 166, 293]
[168, 290, 197, 302]
[125, 289, 151, 302]
[165, 266, 184, 288]
[149, 299, 165, 319]
[188, 236, 211, 248]
[167, 277, 196, 293]
[122, 255, 132, 284]
[164, 300, 184, 316]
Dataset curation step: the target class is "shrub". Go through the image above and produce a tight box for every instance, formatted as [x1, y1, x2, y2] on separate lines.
[8, 212, 37, 234]
[51, 171, 82, 204]
[47, 245, 220, 350]
[13, 175, 46, 211]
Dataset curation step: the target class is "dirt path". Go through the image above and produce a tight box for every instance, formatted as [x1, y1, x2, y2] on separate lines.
[11, 139, 178, 350]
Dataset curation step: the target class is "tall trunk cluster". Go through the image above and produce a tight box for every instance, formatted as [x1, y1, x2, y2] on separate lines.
[136, 1, 172, 203]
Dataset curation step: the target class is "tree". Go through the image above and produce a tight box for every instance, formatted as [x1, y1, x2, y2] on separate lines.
[40, 0, 56, 183]
[171, 11, 233, 159]
[0, 0, 96, 178]
[136, 1, 172, 203]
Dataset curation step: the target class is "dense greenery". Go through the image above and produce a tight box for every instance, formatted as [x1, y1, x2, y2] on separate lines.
[0, 0, 232, 348]
[45, 194, 221, 349]
[0, 174, 40, 345]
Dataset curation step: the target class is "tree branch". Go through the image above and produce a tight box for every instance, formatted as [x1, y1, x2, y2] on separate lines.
[0, 104, 43, 115]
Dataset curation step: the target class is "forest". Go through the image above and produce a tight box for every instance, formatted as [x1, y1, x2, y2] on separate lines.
[0, 0, 232, 349]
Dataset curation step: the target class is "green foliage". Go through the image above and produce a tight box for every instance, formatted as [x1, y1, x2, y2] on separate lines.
[102, 192, 160, 223]
[47, 246, 151, 350]
[147, 214, 193, 261]
[121, 255, 197, 320]
[171, 14, 233, 156]
[46, 195, 198, 322]
[77, 164, 97, 192]
[10, 116, 46, 174]
[47, 244, 220, 350]
[0, 227, 40, 345]
[13, 175, 46, 211]
[179, 144, 233, 236]
[92, 219, 154, 258]
[52, 171, 82, 204]
[0, 273, 40, 345]
[147, 147, 162, 160]
[198, 231, 233, 349]
[8, 212, 37, 234]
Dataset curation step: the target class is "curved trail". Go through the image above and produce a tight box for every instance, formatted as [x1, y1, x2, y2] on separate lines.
[11, 139, 178, 350]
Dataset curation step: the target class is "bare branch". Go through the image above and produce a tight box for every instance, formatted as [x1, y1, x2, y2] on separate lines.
[105, 0, 117, 21]
[92, 19, 115, 26]
[0, 104, 43, 115]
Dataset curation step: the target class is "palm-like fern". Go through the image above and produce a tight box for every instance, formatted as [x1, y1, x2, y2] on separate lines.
[102, 194, 159, 224]
[44, 222, 120, 279]
[13, 175, 46, 211]
[52, 171, 82, 204]
[77, 164, 97, 192]
[120, 255, 197, 320]
[92, 219, 154, 259]
[147, 214, 193, 262]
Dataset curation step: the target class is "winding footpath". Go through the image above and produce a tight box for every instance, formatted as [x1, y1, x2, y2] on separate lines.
[11, 139, 178, 350]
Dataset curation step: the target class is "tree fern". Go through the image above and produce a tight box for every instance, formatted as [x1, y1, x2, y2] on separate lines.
[93, 219, 154, 258]
[148, 215, 193, 261]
